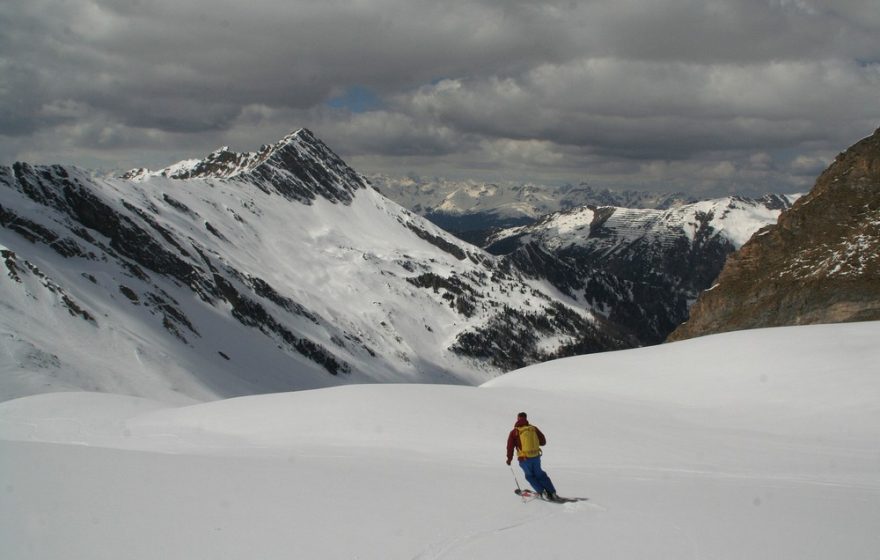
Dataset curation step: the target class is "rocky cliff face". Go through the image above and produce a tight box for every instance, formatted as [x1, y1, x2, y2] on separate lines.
[669, 128, 880, 341]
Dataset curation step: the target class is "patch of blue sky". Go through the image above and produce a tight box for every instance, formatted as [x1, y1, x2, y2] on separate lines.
[326, 85, 384, 113]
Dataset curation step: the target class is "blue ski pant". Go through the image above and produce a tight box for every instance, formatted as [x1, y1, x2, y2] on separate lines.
[519, 455, 556, 494]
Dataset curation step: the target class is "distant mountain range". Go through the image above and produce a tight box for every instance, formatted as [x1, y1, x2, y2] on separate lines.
[370, 175, 694, 243]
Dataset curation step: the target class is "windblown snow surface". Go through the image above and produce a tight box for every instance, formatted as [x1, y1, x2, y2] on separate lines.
[2, 322, 879, 559]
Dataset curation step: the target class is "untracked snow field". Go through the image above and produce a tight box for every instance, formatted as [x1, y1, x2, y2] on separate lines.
[2, 322, 879, 559]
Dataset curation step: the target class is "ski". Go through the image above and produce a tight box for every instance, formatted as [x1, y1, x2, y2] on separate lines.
[514, 489, 587, 504]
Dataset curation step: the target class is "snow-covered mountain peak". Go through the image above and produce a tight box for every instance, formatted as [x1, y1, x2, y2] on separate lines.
[265, 127, 322, 161]
[246, 127, 370, 204]
[1, 128, 635, 402]
[121, 128, 369, 205]
[283, 127, 316, 143]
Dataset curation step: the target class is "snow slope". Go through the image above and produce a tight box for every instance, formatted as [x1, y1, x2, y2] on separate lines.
[2, 322, 878, 559]
[2, 130, 623, 403]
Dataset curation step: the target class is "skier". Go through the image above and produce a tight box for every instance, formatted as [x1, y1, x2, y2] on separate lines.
[506, 412, 559, 501]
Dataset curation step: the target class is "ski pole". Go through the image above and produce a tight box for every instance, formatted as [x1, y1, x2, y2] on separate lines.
[510, 466, 523, 494]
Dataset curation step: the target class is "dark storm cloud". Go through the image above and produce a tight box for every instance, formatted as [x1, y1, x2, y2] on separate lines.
[1, 0, 879, 193]
[3, 1, 575, 143]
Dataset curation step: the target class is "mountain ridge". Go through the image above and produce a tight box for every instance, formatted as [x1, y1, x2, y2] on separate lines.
[0, 129, 630, 403]
[122, 128, 366, 205]
[484, 194, 796, 344]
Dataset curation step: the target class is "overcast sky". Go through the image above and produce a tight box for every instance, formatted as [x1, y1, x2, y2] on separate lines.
[2, 0, 879, 196]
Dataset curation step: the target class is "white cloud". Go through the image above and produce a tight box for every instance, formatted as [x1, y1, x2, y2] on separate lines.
[790, 154, 832, 176]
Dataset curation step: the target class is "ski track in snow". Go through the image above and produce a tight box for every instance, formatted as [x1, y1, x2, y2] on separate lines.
[412, 497, 606, 560]
[410, 510, 555, 560]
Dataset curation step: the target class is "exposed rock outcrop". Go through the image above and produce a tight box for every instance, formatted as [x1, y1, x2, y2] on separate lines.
[669, 127, 880, 341]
